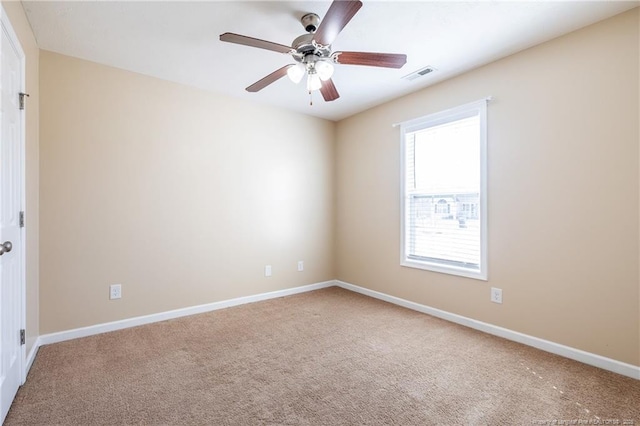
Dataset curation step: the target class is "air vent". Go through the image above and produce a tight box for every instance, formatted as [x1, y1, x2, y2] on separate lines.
[402, 66, 436, 81]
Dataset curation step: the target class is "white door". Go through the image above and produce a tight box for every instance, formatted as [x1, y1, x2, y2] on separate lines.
[0, 8, 25, 424]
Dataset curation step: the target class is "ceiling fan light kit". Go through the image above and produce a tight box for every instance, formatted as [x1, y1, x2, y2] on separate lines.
[286, 52, 335, 89]
[315, 61, 334, 81]
[287, 63, 305, 84]
[220, 0, 407, 104]
[307, 72, 322, 92]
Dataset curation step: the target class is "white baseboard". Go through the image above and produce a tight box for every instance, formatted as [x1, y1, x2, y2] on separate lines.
[27, 279, 639, 381]
[335, 280, 640, 380]
[24, 337, 41, 379]
[37, 280, 335, 347]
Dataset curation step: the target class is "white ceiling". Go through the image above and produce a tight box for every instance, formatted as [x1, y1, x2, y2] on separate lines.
[22, 1, 638, 121]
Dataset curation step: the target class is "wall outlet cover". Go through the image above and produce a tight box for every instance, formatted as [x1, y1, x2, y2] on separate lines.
[110, 284, 122, 300]
[490, 287, 502, 304]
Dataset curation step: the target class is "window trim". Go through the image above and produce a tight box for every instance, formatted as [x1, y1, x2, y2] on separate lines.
[399, 99, 488, 281]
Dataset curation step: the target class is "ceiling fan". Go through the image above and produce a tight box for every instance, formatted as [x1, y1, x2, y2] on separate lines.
[219, 0, 407, 103]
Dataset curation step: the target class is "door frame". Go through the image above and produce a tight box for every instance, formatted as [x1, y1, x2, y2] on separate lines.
[1, 4, 27, 384]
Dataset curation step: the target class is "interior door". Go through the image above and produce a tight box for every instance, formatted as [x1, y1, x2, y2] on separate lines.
[0, 10, 24, 424]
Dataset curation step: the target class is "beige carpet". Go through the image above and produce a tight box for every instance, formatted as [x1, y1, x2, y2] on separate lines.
[6, 287, 640, 425]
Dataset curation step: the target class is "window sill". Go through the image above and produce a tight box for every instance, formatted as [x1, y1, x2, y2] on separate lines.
[401, 258, 487, 281]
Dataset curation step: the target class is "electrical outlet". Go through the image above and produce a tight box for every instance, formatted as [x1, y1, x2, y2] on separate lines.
[490, 287, 502, 304]
[297, 261, 304, 272]
[110, 284, 122, 300]
[265, 265, 272, 277]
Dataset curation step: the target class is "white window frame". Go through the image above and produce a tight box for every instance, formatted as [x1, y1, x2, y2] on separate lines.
[399, 99, 488, 280]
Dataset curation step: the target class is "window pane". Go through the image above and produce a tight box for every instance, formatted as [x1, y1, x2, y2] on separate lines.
[413, 116, 480, 193]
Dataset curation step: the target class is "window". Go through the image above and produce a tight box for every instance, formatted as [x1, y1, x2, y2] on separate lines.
[400, 99, 488, 280]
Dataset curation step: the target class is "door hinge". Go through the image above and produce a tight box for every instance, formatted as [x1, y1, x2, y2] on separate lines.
[20, 329, 25, 345]
[19, 211, 25, 228]
[19, 92, 30, 110]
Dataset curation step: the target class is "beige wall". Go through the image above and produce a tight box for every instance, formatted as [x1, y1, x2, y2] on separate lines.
[2, 2, 39, 355]
[39, 51, 335, 333]
[335, 9, 640, 366]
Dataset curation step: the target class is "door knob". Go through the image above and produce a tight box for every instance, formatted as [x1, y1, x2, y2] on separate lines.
[0, 241, 12, 256]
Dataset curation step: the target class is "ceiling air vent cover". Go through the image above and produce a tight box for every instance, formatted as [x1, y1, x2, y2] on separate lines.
[402, 66, 436, 81]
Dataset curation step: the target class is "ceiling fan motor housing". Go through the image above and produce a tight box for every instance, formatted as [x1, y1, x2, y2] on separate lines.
[292, 31, 332, 64]
[292, 33, 315, 54]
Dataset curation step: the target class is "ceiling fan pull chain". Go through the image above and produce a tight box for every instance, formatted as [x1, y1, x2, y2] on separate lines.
[309, 90, 313, 106]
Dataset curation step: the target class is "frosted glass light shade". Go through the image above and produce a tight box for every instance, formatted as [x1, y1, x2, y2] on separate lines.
[307, 73, 322, 91]
[287, 63, 305, 84]
[315, 61, 334, 81]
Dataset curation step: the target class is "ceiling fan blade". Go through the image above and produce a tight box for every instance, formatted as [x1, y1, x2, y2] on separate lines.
[313, 0, 363, 47]
[220, 32, 292, 54]
[245, 65, 293, 92]
[334, 51, 407, 68]
[320, 79, 340, 102]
